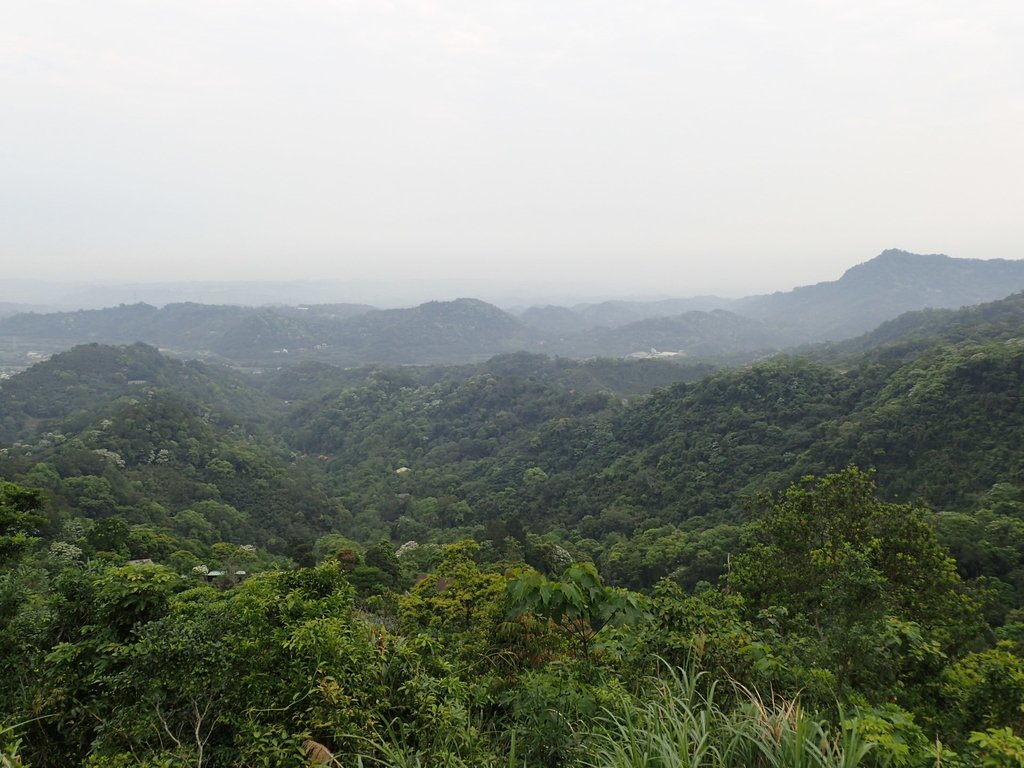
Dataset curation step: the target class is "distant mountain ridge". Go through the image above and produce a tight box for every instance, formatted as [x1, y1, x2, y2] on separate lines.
[2, 249, 1024, 368]
[734, 249, 1024, 342]
[0, 298, 538, 368]
[519, 249, 1024, 344]
[805, 289, 1024, 365]
[545, 310, 783, 358]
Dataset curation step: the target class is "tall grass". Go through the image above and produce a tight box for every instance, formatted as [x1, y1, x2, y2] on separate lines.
[578, 666, 875, 768]
[348, 665, 880, 768]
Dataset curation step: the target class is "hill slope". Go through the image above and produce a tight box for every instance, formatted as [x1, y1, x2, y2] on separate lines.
[3, 250, 1024, 367]
[737, 249, 1024, 342]
[549, 310, 784, 358]
[0, 299, 539, 367]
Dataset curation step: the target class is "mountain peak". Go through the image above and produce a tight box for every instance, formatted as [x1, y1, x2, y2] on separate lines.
[877, 248, 931, 259]
[853, 248, 948, 269]
[837, 250, 959, 285]
[739, 249, 1024, 343]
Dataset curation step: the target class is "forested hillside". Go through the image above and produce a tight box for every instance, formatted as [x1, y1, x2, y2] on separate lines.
[814, 290, 1024, 362]
[3, 297, 1024, 766]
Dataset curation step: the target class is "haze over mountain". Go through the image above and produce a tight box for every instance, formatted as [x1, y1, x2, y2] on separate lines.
[529, 250, 1024, 339]
[734, 249, 1024, 343]
[2, 250, 1024, 372]
[544, 311, 782, 359]
[0, 277, 632, 314]
[809, 289, 1024, 364]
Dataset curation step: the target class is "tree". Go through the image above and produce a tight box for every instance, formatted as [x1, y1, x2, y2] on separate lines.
[87, 516, 130, 556]
[0, 481, 45, 563]
[942, 643, 1024, 734]
[398, 540, 507, 662]
[507, 561, 647, 664]
[731, 467, 977, 695]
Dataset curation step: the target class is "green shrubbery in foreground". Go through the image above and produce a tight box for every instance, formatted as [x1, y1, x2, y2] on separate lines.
[3, 469, 1024, 767]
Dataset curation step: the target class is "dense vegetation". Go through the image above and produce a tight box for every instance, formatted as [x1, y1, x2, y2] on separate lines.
[3, 287, 1024, 765]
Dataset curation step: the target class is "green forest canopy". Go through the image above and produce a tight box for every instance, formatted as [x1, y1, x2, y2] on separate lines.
[2, 301, 1024, 764]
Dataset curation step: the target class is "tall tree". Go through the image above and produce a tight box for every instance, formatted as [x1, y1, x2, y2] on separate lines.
[0, 480, 45, 563]
[731, 467, 978, 695]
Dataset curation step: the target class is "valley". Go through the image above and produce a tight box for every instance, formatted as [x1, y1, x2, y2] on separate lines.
[3, 254, 1024, 764]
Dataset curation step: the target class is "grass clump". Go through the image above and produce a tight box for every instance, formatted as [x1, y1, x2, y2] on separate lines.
[579, 665, 874, 768]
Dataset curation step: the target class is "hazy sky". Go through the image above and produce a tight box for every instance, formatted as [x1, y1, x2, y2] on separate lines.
[3, 1, 1023, 298]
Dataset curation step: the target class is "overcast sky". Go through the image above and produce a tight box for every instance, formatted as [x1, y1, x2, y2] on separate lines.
[2, 0, 1022, 299]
